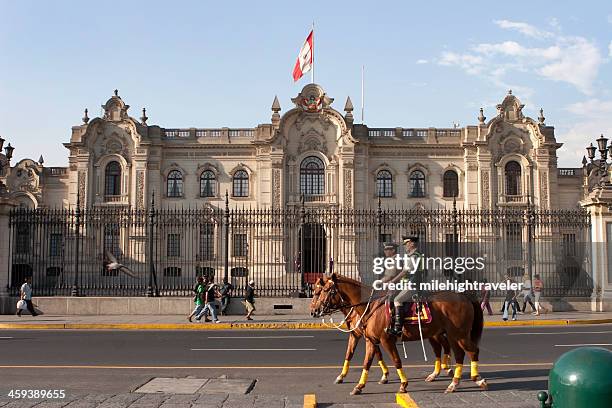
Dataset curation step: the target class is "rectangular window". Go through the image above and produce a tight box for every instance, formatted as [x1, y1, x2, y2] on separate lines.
[15, 224, 30, 255]
[49, 233, 63, 257]
[232, 233, 248, 257]
[167, 233, 181, 257]
[103, 224, 120, 256]
[199, 224, 215, 260]
[445, 233, 459, 257]
[506, 223, 523, 261]
[562, 234, 576, 257]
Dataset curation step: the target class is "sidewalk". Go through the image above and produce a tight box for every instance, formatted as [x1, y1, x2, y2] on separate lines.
[1, 310, 611, 330]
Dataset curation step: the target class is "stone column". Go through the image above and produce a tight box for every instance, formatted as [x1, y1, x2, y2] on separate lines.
[582, 187, 612, 312]
[0, 198, 17, 313]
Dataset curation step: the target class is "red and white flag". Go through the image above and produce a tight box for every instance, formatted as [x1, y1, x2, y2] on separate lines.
[292, 30, 313, 82]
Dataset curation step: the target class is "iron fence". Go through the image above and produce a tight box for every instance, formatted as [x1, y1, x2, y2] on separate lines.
[6, 195, 592, 298]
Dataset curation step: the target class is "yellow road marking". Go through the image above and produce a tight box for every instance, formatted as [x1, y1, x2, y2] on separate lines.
[0, 362, 553, 369]
[0, 318, 610, 330]
[303, 394, 317, 408]
[396, 393, 420, 408]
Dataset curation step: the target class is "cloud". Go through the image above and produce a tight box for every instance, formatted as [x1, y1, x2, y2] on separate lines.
[437, 22, 605, 95]
[557, 99, 612, 166]
[608, 15, 612, 24]
[609, 40, 612, 57]
[494, 20, 552, 38]
[416, 59, 428, 64]
[438, 52, 484, 74]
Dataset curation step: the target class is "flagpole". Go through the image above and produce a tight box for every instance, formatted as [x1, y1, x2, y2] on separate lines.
[311, 21, 315, 84]
[361, 65, 365, 123]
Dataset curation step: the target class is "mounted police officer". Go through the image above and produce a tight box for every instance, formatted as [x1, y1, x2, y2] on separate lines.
[386, 235, 425, 336]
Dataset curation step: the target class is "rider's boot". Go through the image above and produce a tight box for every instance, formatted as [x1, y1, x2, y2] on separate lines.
[386, 306, 403, 336]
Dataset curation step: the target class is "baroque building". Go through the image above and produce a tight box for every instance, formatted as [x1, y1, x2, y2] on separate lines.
[3, 83, 610, 311]
[3, 84, 584, 211]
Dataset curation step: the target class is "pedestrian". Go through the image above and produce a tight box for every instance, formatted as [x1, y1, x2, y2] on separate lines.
[502, 275, 517, 321]
[188, 276, 205, 322]
[200, 278, 221, 323]
[533, 274, 547, 315]
[520, 273, 536, 314]
[244, 279, 256, 320]
[219, 277, 234, 316]
[17, 276, 38, 317]
[480, 278, 493, 315]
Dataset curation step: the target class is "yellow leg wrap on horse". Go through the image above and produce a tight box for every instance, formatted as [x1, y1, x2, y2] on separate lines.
[397, 368, 408, 383]
[441, 354, 450, 369]
[358, 369, 369, 385]
[434, 358, 441, 373]
[341, 360, 350, 376]
[470, 361, 478, 378]
[454, 364, 463, 380]
[378, 360, 389, 375]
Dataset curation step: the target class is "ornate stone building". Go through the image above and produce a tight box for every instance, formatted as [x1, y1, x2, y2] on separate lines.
[3, 83, 611, 311]
[1, 84, 584, 212]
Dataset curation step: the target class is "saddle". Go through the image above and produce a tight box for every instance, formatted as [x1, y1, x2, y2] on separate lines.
[385, 299, 432, 325]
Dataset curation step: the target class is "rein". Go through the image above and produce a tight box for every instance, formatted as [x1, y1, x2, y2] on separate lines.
[318, 280, 385, 333]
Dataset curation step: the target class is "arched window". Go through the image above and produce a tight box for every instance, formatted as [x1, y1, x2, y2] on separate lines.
[376, 170, 393, 197]
[167, 170, 183, 197]
[409, 170, 426, 197]
[443, 170, 459, 197]
[505, 161, 521, 196]
[232, 170, 249, 197]
[300, 156, 325, 196]
[200, 170, 216, 197]
[104, 161, 121, 196]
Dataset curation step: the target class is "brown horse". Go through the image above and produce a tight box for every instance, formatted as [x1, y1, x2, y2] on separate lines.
[311, 273, 487, 395]
[310, 277, 454, 385]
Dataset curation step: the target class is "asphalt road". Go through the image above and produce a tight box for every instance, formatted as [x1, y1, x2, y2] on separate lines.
[0, 325, 610, 406]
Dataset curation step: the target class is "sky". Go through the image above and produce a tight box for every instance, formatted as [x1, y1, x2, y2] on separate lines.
[0, 0, 610, 167]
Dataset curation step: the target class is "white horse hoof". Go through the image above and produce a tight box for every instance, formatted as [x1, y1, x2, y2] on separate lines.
[378, 376, 389, 384]
[446, 368, 454, 377]
[334, 376, 344, 384]
[444, 383, 457, 393]
[425, 373, 438, 382]
[476, 378, 488, 390]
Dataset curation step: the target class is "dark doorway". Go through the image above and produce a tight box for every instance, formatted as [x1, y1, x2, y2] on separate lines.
[300, 223, 326, 283]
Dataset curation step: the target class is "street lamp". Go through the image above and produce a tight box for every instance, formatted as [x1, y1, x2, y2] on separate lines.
[586, 134, 611, 184]
[0, 135, 15, 194]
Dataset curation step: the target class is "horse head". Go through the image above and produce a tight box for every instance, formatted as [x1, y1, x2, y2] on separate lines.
[310, 273, 347, 317]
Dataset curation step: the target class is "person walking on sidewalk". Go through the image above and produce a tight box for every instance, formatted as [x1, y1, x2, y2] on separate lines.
[533, 274, 547, 315]
[17, 276, 38, 317]
[244, 280, 256, 320]
[520, 273, 536, 314]
[219, 277, 234, 316]
[188, 276, 205, 322]
[502, 275, 518, 321]
[201, 279, 221, 323]
[480, 278, 493, 315]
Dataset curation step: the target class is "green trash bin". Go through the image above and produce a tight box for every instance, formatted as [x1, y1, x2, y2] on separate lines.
[538, 346, 612, 408]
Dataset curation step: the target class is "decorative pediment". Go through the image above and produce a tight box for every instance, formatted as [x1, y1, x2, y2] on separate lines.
[298, 130, 328, 156]
[7, 159, 42, 195]
[496, 90, 525, 122]
[102, 90, 130, 122]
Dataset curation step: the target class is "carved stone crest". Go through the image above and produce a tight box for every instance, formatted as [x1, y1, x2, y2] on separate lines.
[7, 159, 41, 194]
[291, 83, 334, 113]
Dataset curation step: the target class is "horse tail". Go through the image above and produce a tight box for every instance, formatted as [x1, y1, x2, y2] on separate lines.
[470, 300, 484, 345]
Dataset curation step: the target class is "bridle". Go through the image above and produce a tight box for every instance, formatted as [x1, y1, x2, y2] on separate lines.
[317, 279, 384, 333]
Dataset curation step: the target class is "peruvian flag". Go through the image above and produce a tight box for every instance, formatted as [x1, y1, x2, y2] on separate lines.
[292, 30, 314, 82]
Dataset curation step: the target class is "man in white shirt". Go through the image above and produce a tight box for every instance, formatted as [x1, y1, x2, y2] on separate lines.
[17, 276, 38, 317]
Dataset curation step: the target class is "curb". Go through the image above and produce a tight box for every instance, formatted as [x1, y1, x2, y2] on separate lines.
[396, 393, 419, 408]
[0, 318, 611, 330]
[303, 394, 317, 408]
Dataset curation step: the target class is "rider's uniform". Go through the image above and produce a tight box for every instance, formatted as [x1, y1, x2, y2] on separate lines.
[393, 249, 424, 307]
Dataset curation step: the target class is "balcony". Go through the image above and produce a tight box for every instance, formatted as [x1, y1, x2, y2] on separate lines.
[303, 194, 326, 203]
[499, 195, 527, 205]
[103, 195, 129, 204]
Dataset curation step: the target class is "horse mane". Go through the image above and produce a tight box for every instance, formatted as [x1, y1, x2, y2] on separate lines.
[334, 274, 365, 287]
